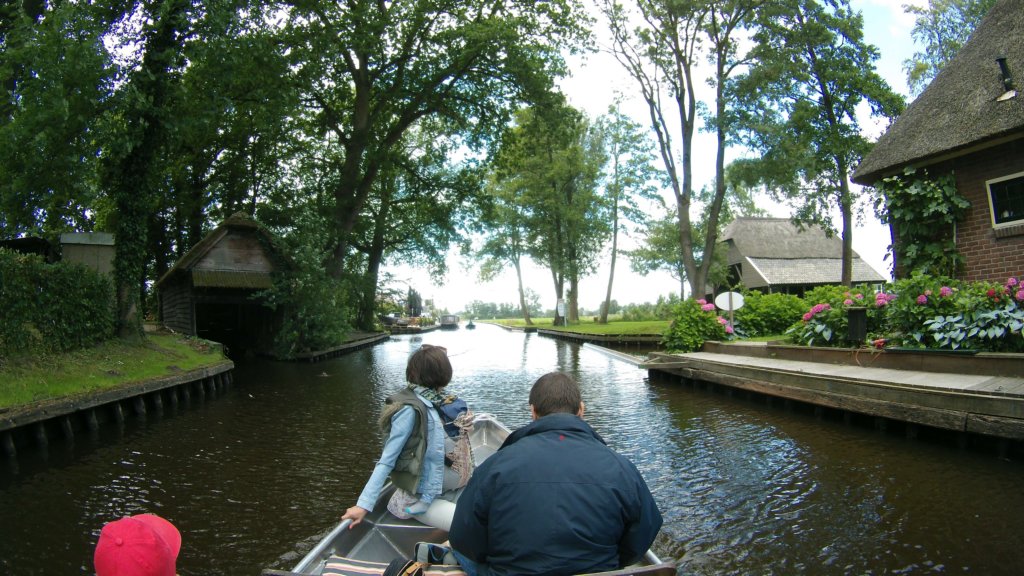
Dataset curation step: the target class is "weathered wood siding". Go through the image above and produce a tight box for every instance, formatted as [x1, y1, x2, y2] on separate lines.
[194, 230, 274, 273]
[160, 279, 195, 335]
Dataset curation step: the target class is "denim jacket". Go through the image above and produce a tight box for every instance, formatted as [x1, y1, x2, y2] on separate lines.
[356, 388, 445, 511]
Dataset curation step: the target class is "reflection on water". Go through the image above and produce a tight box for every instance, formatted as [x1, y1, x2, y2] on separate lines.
[1, 324, 1023, 575]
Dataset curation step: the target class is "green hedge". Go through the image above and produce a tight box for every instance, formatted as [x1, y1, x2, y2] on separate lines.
[0, 249, 115, 358]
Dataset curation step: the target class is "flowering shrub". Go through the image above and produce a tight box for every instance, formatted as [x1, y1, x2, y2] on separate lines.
[786, 285, 884, 347]
[898, 276, 1024, 352]
[661, 298, 728, 352]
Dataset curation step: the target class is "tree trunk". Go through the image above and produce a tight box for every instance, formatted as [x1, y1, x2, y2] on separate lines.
[601, 200, 620, 324]
[512, 258, 532, 325]
[839, 174, 854, 287]
[110, 0, 188, 339]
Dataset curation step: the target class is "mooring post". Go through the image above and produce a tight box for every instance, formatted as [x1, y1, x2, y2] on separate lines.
[34, 422, 48, 448]
[61, 416, 74, 440]
[86, 409, 99, 431]
[2, 432, 15, 458]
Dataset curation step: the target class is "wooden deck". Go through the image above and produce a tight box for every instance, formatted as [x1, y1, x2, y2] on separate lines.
[642, 343, 1024, 441]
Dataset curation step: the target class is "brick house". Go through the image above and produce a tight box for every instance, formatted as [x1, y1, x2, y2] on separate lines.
[851, 0, 1023, 282]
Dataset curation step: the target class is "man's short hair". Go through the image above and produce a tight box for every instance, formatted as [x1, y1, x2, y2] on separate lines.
[529, 372, 581, 417]
[406, 344, 452, 389]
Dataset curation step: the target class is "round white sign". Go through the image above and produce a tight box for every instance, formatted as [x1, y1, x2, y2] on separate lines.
[714, 291, 745, 311]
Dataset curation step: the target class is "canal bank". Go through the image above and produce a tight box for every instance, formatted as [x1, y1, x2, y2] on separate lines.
[0, 331, 390, 458]
[0, 358, 236, 458]
[644, 341, 1024, 449]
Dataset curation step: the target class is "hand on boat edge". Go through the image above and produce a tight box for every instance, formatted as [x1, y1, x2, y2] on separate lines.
[341, 506, 369, 528]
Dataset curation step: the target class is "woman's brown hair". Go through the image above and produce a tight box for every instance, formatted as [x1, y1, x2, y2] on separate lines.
[406, 345, 452, 389]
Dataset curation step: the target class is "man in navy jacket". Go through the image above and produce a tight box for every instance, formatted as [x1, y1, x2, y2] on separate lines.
[449, 372, 663, 576]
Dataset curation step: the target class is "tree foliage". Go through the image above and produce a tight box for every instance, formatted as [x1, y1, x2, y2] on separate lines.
[277, 0, 589, 281]
[903, 0, 997, 96]
[596, 99, 661, 323]
[491, 100, 609, 324]
[732, 0, 904, 286]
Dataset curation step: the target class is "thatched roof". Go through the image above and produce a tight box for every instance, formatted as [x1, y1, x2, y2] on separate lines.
[852, 0, 1024, 185]
[721, 218, 886, 286]
[155, 212, 279, 289]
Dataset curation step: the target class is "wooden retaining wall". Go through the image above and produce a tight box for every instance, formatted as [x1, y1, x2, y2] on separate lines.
[644, 344, 1024, 445]
[1, 361, 234, 458]
[289, 332, 390, 362]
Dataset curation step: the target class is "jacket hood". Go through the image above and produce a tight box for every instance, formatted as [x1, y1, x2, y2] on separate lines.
[500, 412, 607, 450]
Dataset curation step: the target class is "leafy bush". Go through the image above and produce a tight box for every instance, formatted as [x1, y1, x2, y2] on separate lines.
[621, 293, 681, 321]
[732, 291, 806, 337]
[886, 274, 1023, 352]
[787, 284, 884, 347]
[258, 244, 352, 358]
[0, 249, 115, 358]
[662, 298, 728, 352]
[782, 274, 1024, 352]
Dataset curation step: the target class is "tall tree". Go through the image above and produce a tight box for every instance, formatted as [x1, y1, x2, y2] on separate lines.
[476, 173, 536, 325]
[277, 0, 589, 283]
[597, 99, 660, 323]
[350, 125, 485, 330]
[491, 101, 608, 324]
[732, 0, 904, 286]
[101, 0, 191, 338]
[600, 0, 758, 300]
[903, 0, 997, 96]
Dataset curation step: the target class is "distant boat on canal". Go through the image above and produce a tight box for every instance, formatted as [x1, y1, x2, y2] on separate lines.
[440, 315, 460, 329]
[466, 319, 476, 329]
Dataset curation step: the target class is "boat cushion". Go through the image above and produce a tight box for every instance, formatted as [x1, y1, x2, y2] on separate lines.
[323, 555, 467, 576]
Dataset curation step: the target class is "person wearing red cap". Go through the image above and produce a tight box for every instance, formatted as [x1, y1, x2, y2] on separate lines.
[94, 513, 181, 576]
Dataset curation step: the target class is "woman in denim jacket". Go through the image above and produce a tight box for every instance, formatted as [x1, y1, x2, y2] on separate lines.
[341, 344, 469, 528]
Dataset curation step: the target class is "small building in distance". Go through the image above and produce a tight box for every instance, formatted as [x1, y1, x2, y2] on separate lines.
[156, 212, 284, 356]
[852, 0, 1024, 282]
[60, 232, 115, 275]
[720, 218, 886, 297]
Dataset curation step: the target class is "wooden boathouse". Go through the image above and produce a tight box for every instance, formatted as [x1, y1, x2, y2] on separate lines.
[156, 212, 285, 356]
[644, 342, 1024, 452]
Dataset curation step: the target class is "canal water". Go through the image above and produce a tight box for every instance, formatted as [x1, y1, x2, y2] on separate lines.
[1, 324, 1023, 575]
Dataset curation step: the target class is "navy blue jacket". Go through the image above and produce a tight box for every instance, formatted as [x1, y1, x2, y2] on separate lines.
[449, 413, 663, 576]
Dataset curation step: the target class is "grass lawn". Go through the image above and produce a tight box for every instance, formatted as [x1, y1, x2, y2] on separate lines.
[0, 332, 228, 409]
[484, 317, 669, 335]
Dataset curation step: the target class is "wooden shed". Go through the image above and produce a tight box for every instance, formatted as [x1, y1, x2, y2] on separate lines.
[156, 212, 283, 355]
[720, 218, 886, 297]
[852, 0, 1024, 282]
[60, 232, 115, 275]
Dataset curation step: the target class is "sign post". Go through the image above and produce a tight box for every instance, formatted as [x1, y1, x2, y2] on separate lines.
[714, 291, 745, 328]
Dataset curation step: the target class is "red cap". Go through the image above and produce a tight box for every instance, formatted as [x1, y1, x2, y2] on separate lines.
[94, 514, 181, 576]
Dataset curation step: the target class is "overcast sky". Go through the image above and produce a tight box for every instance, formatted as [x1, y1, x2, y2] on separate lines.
[386, 0, 924, 314]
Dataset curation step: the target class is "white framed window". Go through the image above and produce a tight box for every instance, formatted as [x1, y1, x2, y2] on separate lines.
[987, 171, 1024, 229]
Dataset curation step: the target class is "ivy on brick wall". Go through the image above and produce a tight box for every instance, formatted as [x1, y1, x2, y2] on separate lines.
[0, 249, 115, 358]
[874, 167, 969, 277]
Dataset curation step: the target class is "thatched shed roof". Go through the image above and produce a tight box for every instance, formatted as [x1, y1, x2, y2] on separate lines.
[156, 212, 280, 289]
[851, 0, 1024, 185]
[721, 218, 886, 286]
